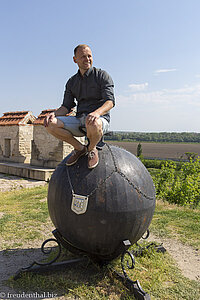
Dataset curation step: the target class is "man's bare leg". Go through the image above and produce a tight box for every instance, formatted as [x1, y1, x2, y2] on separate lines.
[86, 118, 103, 151]
[46, 117, 85, 151]
[86, 119, 103, 168]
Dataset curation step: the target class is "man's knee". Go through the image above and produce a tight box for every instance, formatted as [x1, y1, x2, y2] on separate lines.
[45, 117, 63, 133]
[86, 119, 103, 137]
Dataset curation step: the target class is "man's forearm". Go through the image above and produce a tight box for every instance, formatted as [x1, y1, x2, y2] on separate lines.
[94, 100, 114, 116]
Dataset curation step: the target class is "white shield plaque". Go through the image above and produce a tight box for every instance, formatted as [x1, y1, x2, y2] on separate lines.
[71, 193, 89, 215]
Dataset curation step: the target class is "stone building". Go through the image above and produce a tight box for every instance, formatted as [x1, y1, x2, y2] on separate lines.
[0, 109, 86, 169]
[31, 109, 85, 168]
[0, 111, 36, 163]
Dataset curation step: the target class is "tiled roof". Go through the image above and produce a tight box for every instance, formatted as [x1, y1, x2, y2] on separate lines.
[0, 111, 36, 126]
[33, 109, 75, 125]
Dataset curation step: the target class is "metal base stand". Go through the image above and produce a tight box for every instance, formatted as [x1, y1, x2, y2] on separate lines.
[14, 229, 165, 300]
[112, 249, 151, 300]
[14, 229, 88, 280]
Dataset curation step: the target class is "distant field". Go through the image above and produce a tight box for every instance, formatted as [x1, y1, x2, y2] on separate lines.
[107, 141, 200, 160]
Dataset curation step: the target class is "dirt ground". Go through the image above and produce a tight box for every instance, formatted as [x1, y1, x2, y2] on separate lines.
[107, 141, 200, 160]
[0, 173, 199, 300]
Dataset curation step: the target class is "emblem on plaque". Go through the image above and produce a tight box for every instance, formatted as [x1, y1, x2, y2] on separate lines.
[71, 193, 89, 215]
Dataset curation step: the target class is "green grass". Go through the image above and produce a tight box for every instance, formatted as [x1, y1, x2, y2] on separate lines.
[1, 186, 200, 299]
[149, 200, 200, 249]
[0, 186, 49, 248]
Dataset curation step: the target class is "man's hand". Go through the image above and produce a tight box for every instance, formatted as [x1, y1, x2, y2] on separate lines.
[44, 112, 55, 127]
[85, 100, 114, 126]
[86, 112, 100, 126]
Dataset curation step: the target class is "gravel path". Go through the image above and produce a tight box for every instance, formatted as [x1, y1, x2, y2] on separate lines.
[0, 174, 47, 192]
[149, 233, 200, 282]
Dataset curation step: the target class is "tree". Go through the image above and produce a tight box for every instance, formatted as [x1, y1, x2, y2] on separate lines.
[137, 142, 143, 158]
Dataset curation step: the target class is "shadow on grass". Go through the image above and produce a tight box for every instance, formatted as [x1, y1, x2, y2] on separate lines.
[0, 246, 131, 300]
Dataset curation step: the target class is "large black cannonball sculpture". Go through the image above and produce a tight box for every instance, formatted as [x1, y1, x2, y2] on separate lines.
[48, 144, 156, 261]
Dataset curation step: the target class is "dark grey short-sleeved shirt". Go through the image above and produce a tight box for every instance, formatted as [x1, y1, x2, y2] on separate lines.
[62, 67, 115, 123]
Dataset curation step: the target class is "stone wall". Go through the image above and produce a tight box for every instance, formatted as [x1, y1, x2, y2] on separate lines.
[0, 125, 33, 163]
[0, 126, 19, 162]
[18, 125, 34, 163]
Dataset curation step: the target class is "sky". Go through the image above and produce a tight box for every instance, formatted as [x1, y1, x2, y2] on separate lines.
[0, 0, 200, 132]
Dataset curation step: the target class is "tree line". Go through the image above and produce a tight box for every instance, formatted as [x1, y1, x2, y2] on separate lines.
[105, 132, 200, 143]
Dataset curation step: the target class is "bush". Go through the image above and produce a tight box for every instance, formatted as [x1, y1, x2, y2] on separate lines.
[142, 159, 164, 169]
[153, 159, 200, 207]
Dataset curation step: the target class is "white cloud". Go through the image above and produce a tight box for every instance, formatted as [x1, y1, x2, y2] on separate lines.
[163, 84, 200, 95]
[118, 91, 168, 106]
[154, 68, 177, 74]
[128, 82, 148, 91]
[117, 83, 200, 107]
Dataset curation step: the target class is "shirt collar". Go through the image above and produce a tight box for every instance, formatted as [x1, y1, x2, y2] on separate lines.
[78, 67, 93, 77]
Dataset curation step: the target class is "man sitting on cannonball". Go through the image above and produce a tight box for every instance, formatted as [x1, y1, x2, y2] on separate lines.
[44, 44, 115, 169]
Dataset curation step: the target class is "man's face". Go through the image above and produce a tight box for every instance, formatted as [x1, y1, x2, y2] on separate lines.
[73, 46, 93, 74]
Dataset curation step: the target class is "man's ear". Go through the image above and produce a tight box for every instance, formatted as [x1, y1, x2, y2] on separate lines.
[73, 56, 77, 63]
